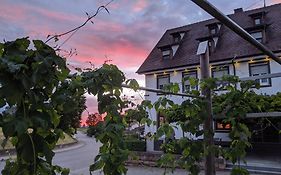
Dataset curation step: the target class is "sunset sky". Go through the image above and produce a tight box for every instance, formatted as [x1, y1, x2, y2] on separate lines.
[1, 0, 280, 124]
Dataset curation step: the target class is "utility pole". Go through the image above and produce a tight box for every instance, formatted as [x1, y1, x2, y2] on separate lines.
[200, 47, 215, 175]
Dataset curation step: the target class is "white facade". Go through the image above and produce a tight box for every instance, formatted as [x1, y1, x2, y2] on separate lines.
[144, 55, 281, 152]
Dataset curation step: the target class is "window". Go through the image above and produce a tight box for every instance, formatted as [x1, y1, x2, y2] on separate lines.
[210, 28, 216, 35]
[209, 26, 217, 35]
[249, 11, 265, 25]
[157, 113, 166, 128]
[249, 61, 271, 86]
[161, 47, 172, 60]
[157, 74, 170, 91]
[207, 23, 221, 36]
[212, 66, 229, 89]
[182, 71, 198, 92]
[254, 17, 262, 25]
[215, 120, 231, 131]
[251, 31, 263, 42]
[171, 32, 185, 43]
[173, 33, 181, 43]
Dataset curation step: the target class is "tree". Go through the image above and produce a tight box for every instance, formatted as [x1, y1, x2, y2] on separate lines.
[86, 113, 105, 138]
[86, 121, 105, 137]
[86, 113, 103, 126]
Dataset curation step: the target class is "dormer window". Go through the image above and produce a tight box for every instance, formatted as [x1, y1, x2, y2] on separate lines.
[171, 31, 185, 43]
[249, 11, 266, 26]
[251, 31, 263, 42]
[254, 17, 262, 25]
[173, 33, 181, 43]
[210, 27, 217, 35]
[161, 47, 172, 60]
[207, 23, 221, 36]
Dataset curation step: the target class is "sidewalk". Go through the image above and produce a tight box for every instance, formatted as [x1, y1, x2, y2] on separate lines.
[125, 166, 264, 175]
[225, 151, 281, 175]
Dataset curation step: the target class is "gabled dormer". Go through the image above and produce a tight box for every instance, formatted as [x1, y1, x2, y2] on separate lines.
[170, 31, 186, 44]
[158, 31, 186, 60]
[206, 22, 222, 36]
[159, 45, 172, 60]
[247, 11, 268, 43]
[249, 11, 266, 26]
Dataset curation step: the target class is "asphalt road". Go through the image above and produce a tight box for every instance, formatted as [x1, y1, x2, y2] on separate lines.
[0, 132, 99, 175]
[54, 132, 100, 175]
[0, 132, 261, 175]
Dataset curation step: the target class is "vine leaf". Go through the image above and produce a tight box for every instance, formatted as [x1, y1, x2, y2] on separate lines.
[89, 161, 104, 173]
[126, 79, 139, 91]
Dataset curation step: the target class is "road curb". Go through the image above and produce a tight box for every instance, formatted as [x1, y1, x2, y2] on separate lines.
[0, 139, 83, 159]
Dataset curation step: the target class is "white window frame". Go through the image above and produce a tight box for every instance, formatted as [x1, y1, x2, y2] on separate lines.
[157, 74, 170, 94]
[161, 47, 172, 60]
[182, 71, 198, 93]
[249, 61, 271, 87]
[254, 17, 262, 25]
[211, 66, 230, 90]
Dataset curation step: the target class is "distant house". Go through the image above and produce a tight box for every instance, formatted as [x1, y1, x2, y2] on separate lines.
[137, 4, 281, 152]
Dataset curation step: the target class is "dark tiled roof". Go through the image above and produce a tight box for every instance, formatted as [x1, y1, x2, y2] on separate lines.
[137, 4, 281, 74]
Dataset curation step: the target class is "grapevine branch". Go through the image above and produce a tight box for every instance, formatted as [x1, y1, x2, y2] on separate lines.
[45, 0, 113, 49]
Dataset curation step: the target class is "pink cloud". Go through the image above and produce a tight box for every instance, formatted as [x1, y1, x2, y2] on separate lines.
[270, 0, 281, 4]
[0, 4, 27, 21]
[133, 1, 149, 12]
[66, 40, 148, 67]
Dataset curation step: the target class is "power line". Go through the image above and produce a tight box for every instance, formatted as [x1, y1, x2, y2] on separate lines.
[245, 0, 263, 10]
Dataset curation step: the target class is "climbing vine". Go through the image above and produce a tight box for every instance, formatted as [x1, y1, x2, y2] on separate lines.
[0, 37, 279, 175]
[132, 76, 265, 175]
[0, 38, 70, 174]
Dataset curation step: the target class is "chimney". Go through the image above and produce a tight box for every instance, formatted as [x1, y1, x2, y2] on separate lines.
[234, 8, 243, 14]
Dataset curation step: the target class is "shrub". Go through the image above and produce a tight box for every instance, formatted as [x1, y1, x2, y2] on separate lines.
[86, 122, 104, 137]
[124, 132, 139, 140]
[125, 140, 146, 152]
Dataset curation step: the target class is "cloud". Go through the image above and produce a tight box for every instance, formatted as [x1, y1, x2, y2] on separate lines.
[1, 0, 281, 114]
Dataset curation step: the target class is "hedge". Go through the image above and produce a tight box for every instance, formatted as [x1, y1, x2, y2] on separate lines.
[125, 140, 146, 152]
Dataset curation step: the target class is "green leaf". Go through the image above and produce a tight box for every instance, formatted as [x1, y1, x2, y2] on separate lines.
[141, 100, 153, 109]
[140, 118, 147, 125]
[43, 142, 55, 163]
[161, 97, 167, 107]
[49, 110, 61, 127]
[0, 43, 4, 57]
[57, 68, 70, 81]
[17, 134, 34, 162]
[189, 77, 198, 86]
[126, 79, 139, 91]
[89, 161, 104, 172]
[0, 98, 6, 108]
[61, 168, 70, 175]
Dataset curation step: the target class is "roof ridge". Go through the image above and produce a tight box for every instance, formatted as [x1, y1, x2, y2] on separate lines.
[166, 3, 281, 32]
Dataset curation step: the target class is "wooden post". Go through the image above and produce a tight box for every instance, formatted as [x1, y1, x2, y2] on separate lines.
[200, 47, 215, 175]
